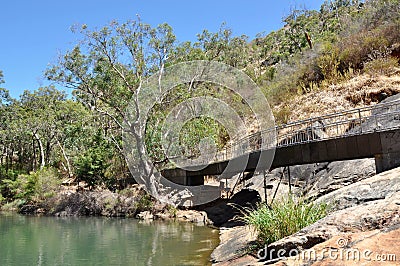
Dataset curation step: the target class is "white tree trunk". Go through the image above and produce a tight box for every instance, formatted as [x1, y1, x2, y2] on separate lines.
[57, 140, 73, 178]
[34, 132, 45, 169]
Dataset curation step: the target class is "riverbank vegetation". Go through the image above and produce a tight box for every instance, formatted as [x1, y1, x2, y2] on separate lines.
[240, 197, 329, 246]
[1, 0, 399, 212]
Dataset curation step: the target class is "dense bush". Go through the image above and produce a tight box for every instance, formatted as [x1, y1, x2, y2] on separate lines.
[0, 168, 61, 203]
[254, 0, 400, 107]
[363, 56, 399, 77]
[0, 168, 24, 200]
[75, 149, 108, 189]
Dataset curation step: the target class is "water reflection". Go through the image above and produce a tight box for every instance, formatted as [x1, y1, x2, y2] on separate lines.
[0, 214, 219, 266]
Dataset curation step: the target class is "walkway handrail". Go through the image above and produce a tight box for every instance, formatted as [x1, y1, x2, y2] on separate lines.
[166, 98, 400, 168]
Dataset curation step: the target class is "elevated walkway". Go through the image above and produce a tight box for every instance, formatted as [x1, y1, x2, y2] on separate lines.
[161, 99, 400, 185]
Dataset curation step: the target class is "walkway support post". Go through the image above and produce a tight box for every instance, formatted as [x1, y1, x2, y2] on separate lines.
[287, 166, 292, 194]
[263, 169, 267, 205]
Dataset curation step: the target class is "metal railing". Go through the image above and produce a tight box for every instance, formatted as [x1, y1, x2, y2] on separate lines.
[167, 99, 400, 168]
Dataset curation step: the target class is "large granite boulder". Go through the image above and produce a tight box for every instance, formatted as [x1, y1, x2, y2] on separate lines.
[272, 224, 400, 265]
[315, 166, 400, 210]
[246, 158, 376, 202]
[211, 226, 259, 264]
[305, 158, 376, 199]
[262, 166, 400, 263]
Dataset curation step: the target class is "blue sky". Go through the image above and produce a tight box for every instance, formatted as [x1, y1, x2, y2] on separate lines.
[0, 0, 325, 98]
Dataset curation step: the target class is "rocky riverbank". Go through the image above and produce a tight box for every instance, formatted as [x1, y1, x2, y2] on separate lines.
[4, 96, 399, 264]
[211, 165, 400, 265]
[8, 182, 257, 228]
[11, 184, 210, 224]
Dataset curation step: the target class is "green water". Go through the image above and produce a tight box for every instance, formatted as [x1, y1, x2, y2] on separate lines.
[0, 213, 220, 266]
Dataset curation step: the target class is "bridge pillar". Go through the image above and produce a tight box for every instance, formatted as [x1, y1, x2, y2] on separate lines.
[375, 131, 400, 173]
[375, 152, 400, 173]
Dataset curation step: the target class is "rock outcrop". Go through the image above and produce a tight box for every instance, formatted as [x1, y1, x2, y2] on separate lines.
[315, 167, 400, 210]
[306, 158, 376, 199]
[175, 210, 210, 224]
[212, 165, 400, 265]
[272, 224, 400, 265]
[204, 189, 262, 264]
[19, 185, 165, 218]
[211, 226, 259, 264]
[257, 167, 400, 265]
[247, 158, 376, 203]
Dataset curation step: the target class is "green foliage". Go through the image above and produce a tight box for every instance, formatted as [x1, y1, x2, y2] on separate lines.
[317, 43, 341, 81]
[0, 167, 24, 181]
[195, 23, 250, 67]
[74, 132, 113, 189]
[254, 0, 400, 105]
[0, 168, 61, 202]
[0, 168, 28, 200]
[179, 117, 227, 158]
[339, 28, 391, 70]
[7, 173, 36, 200]
[1, 199, 26, 211]
[144, 82, 250, 166]
[263, 57, 303, 105]
[240, 197, 328, 245]
[0, 86, 93, 180]
[0, 88, 11, 106]
[336, 0, 400, 71]
[273, 105, 292, 125]
[166, 204, 177, 218]
[0, 193, 4, 205]
[32, 168, 62, 200]
[134, 194, 154, 212]
[74, 149, 109, 189]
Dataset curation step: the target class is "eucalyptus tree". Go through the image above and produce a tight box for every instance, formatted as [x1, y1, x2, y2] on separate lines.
[0, 87, 13, 171]
[46, 18, 178, 193]
[0, 72, 17, 173]
[0, 86, 92, 175]
[18, 87, 67, 169]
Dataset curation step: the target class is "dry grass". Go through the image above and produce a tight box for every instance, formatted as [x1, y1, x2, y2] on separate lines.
[273, 73, 400, 122]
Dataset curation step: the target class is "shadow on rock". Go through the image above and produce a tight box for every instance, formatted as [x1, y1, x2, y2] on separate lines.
[196, 189, 261, 227]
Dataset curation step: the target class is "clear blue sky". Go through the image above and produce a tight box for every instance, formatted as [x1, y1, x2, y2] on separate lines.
[0, 0, 325, 98]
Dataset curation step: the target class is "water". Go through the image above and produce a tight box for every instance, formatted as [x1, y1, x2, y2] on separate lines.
[0, 213, 220, 266]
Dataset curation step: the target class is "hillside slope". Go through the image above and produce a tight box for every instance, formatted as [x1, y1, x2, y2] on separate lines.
[275, 72, 400, 122]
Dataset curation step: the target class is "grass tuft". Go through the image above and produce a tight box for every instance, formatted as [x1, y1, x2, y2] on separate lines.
[239, 196, 329, 245]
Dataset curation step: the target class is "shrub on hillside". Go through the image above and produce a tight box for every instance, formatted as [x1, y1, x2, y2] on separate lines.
[261, 0, 400, 107]
[363, 54, 399, 77]
[339, 29, 391, 71]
